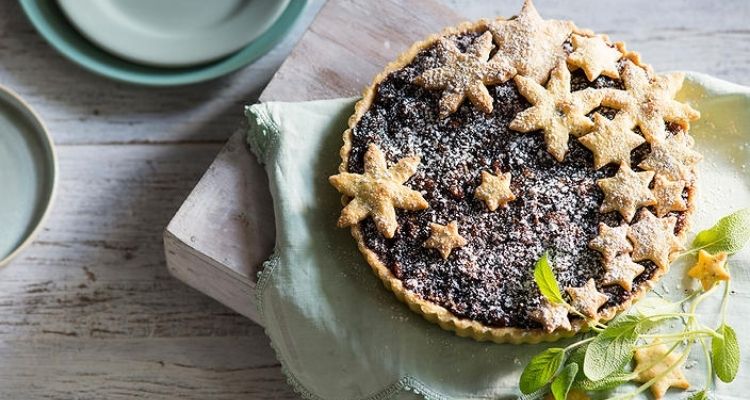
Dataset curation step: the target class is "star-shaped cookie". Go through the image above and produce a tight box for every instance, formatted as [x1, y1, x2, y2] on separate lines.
[597, 164, 655, 222]
[634, 340, 690, 399]
[566, 279, 608, 318]
[687, 249, 730, 291]
[589, 222, 633, 262]
[414, 31, 514, 117]
[475, 170, 516, 211]
[627, 209, 683, 270]
[424, 221, 468, 260]
[602, 254, 645, 291]
[510, 61, 604, 161]
[488, 0, 574, 84]
[601, 61, 700, 143]
[651, 175, 688, 217]
[639, 132, 702, 182]
[567, 34, 623, 81]
[530, 298, 571, 333]
[329, 144, 429, 238]
[578, 113, 645, 169]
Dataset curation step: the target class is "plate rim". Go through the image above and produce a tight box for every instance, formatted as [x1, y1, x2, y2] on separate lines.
[56, 0, 291, 68]
[19, 0, 307, 86]
[0, 84, 58, 268]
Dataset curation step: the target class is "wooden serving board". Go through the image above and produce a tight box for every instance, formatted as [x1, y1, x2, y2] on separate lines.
[164, 0, 461, 323]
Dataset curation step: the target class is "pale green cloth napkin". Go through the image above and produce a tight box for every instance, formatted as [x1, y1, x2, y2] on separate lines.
[245, 72, 749, 400]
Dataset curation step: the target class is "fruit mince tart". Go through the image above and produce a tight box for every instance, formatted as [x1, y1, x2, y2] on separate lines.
[329, 0, 701, 343]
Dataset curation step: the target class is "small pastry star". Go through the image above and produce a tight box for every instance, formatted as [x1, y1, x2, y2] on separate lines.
[329, 144, 429, 238]
[423, 221, 468, 260]
[566, 279, 608, 318]
[627, 209, 684, 270]
[510, 61, 604, 161]
[651, 175, 688, 217]
[530, 298, 571, 333]
[578, 113, 646, 169]
[597, 164, 656, 222]
[687, 249, 730, 291]
[567, 34, 623, 81]
[588, 222, 633, 262]
[602, 254, 645, 292]
[634, 340, 690, 399]
[639, 132, 702, 182]
[488, 0, 574, 84]
[414, 31, 515, 117]
[474, 170, 516, 211]
[602, 61, 700, 143]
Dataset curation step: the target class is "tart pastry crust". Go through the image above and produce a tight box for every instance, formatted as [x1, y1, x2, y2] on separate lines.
[332, 0, 699, 343]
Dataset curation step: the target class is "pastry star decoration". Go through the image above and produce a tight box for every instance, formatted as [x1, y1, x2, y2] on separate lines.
[578, 113, 645, 169]
[329, 144, 428, 238]
[510, 61, 604, 161]
[566, 279, 608, 318]
[530, 298, 571, 333]
[627, 209, 684, 270]
[639, 132, 702, 182]
[602, 61, 700, 143]
[688, 249, 730, 290]
[475, 170, 516, 211]
[651, 175, 687, 217]
[588, 222, 633, 262]
[414, 31, 514, 117]
[634, 340, 690, 399]
[488, 0, 574, 84]
[567, 34, 623, 81]
[423, 221, 468, 259]
[602, 254, 645, 292]
[597, 164, 655, 222]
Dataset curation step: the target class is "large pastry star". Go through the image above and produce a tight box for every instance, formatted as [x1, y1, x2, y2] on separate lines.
[414, 31, 515, 117]
[423, 221, 468, 260]
[565, 279, 609, 318]
[578, 113, 645, 169]
[597, 164, 655, 222]
[687, 249, 730, 291]
[634, 340, 690, 399]
[488, 0, 574, 84]
[567, 34, 623, 81]
[602, 254, 645, 292]
[474, 170, 516, 211]
[602, 61, 700, 143]
[329, 144, 429, 238]
[627, 209, 684, 270]
[639, 132, 702, 182]
[510, 61, 604, 161]
[651, 175, 688, 217]
[530, 298, 571, 333]
[589, 222, 634, 262]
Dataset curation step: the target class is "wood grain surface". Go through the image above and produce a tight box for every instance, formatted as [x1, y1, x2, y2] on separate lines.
[2, 0, 749, 398]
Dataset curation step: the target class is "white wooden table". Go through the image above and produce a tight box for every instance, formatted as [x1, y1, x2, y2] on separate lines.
[0, 0, 747, 398]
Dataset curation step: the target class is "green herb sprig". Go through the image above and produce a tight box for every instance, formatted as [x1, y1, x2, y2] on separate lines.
[519, 208, 750, 400]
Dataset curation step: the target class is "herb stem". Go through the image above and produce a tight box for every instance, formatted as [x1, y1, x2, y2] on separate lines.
[699, 337, 713, 390]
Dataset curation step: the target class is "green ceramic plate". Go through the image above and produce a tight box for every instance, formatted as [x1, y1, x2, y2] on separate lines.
[0, 85, 57, 267]
[19, 0, 307, 86]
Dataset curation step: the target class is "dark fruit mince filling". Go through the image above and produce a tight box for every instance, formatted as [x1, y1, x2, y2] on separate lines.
[346, 31, 690, 330]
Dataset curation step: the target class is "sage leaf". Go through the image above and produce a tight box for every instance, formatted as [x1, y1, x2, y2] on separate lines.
[551, 363, 578, 400]
[583, 314, 639, 380]
[572, 371, 632, 391]
[692, 208, 750, 255]
[712, 323, 740, 382]
[687, 390, 709, 400]
[520, 347, 565, 394]
[534, 251, 564, 304]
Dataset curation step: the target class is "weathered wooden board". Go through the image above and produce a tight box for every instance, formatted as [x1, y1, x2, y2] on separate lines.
[164, 0, 750, 324]
[165, 0, 462, 322]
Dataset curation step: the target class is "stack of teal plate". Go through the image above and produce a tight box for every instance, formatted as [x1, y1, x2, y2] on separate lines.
[20, 0, 307, 86]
